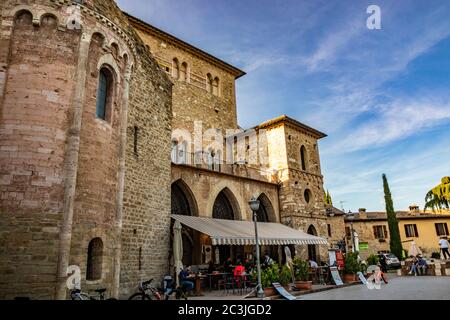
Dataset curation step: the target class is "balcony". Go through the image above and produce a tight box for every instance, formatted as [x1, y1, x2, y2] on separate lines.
[171, 149, 278, 184]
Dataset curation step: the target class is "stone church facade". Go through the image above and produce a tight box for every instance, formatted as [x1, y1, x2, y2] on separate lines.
[0, 0, 329, 299]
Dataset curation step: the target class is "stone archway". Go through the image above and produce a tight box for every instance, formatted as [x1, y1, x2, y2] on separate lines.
[256, 193, 279, 262]
[212, 188, 240, 263]
[171, 179, 198, 266]
[307, 225, 318, 262]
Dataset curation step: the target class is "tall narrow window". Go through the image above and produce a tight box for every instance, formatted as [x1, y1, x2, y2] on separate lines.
[96, 67, 113, 122]
[133, 126, 138, 155]
[86, 238, 103, 281]
[180, 62, 188, 82]
[327, 224, 332, 237]
[172, 58, 180, 79]
[213, 77, 219, 96]
[207, 73, 213, 93]
[171, 140, 178, 163]
[300, 146, 307, 171]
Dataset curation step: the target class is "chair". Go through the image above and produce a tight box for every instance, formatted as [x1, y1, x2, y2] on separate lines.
[218, 274, 235, 294]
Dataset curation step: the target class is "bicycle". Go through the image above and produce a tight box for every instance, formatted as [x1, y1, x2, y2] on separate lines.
[70, 288, 116, 300]
[128, 277, 188, 300]
[128, 279, 162, 300]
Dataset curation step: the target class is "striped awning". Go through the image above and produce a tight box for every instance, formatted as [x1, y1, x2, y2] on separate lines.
[171, 214, 328, 246]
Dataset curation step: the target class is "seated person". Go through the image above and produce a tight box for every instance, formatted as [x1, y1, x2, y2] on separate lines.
[233, 262, 246, 287]
[179, 266, 194, 293]
[223, 257, 233, 273]
[244, 258, 253, 274]
[408, 256, 419, 276]
[309, 260, 319, 268]
[417, 255, 427, 275]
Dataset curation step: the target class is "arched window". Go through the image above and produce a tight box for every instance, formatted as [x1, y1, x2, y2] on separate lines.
[86, 238, 103, 281]
[212, 191, 235, 220]
[207, 149, 215, 171]
[180, 62, 188, 82]
[96, 67, 114, 122]
[172, 58, 180, 79]
[213, 77, 219, 96]
[206, 73, 213, 93]
[178, 141, 187, 164]
[171, 140, 178, 163]
[300, 145, 307, 171]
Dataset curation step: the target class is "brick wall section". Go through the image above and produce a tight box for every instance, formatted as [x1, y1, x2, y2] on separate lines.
[0, 4, 80, 299]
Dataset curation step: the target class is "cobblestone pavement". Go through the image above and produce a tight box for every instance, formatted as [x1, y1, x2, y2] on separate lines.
[298, 276, 450, 300]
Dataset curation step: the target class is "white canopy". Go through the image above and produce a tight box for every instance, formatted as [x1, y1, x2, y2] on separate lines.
[171, 214, 328, 246]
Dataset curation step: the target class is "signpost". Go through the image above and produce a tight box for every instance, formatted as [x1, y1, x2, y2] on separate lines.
[272, 282, 296, 300]
[329, 266, 343, 286]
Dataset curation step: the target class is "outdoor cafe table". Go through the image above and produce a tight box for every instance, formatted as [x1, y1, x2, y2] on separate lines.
[188, 274, 207, 296]
[206, 272, 232, 291]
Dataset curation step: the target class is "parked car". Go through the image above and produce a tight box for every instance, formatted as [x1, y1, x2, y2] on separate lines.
[378, 253, 401, 270]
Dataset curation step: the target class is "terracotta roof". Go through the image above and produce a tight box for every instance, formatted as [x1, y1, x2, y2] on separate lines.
[254, 115, 327, 139]
[125, 13, 246, 79]
[344, 211, 450, 222]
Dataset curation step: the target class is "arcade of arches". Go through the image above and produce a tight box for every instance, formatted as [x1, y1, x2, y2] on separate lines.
[170, 180, 284, 267]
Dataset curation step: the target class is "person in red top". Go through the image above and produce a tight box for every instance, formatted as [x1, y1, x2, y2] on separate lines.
[233, 262, 246, 287]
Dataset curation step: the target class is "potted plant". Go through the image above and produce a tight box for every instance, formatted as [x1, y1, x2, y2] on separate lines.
[343, 252, 360, 282]
[260, 263, 279, 296]
[279, 265, 292, 290]
[293, 257, 312, 290]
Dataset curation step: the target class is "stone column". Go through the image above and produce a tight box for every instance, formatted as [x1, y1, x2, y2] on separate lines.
[55, 32, 91, 300]
[111, 62, 132, 299]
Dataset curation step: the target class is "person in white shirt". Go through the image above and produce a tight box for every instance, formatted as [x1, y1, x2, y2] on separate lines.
[309, 260, 318, 268]
[439, 237, 450, 259]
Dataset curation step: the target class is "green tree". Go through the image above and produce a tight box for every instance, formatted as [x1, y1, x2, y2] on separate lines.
[324, 189, 333, 206]
[424, 177, 450, 211]
[382, 174, 403, 260]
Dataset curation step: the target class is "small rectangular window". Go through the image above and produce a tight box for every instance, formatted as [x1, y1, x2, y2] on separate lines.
[373, 225, 385, 239]
[435, 223, 449, 236]
[404, 224, 418, 237]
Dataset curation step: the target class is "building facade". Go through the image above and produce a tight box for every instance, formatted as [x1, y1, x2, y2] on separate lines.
[327, 207, 450, 260]
[0, 0, 331, 299]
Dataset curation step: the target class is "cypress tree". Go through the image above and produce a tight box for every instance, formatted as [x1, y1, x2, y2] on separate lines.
[382, 174, 403, 259]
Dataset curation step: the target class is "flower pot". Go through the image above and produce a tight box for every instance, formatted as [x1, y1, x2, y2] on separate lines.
[264, 287, 277, 296]
[295, 280, 312, 290]
[343, 274, 358, 283]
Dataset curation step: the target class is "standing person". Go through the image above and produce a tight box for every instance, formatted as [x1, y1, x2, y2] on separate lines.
[379, 254, 387, 273]
[263, 252, 274, 268]
[439, 237, 450, 259]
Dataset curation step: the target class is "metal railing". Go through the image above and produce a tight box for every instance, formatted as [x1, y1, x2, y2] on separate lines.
[171, 150, 278, 183]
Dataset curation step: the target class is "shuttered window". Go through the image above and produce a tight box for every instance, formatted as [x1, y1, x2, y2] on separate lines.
[404, 224, 419, 237]
[96, 70, 108, 120]
[435, 223, 449, 236]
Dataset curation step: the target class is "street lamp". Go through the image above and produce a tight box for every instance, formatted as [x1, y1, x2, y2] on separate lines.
[249, 196, 264, 299]
[346, 211, 356, 253]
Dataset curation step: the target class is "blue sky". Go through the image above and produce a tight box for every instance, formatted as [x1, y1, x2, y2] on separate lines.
[117, 0, 450, 212]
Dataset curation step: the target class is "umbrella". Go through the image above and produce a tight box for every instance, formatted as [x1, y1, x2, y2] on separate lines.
[408, 241, 422, 257]
[284, 246, 295, 286]
[173, 220, 183, 286]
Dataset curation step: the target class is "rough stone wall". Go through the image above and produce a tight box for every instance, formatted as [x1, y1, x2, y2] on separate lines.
[0, 0, 172, 300]
[264, 123, 328, 261]
[119, 47, 172, 298]
[326, 215, 346, 248]
[348, 221, 390, 259]
[133, 28, 238, 132]
[0, 3, 80, 299]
